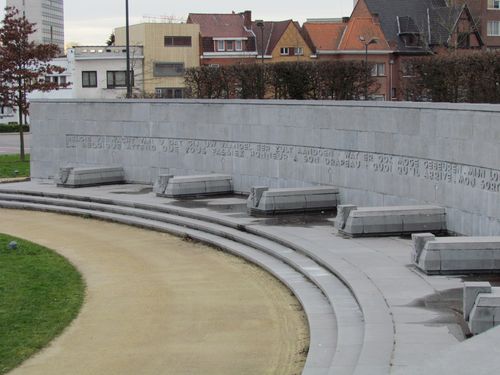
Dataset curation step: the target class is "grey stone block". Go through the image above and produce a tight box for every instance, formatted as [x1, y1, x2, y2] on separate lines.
[246, 186, 269, 210]
[335, 204, 357, 230]
[248, 186, 339, 215]
[411, 233, 436, 264]
[464, 282, 492, 321]
[57, 166, 125, 188]
[153, 174, 173, 195]
[469, 289, 500, 335]
[339, 205, 446, 237]
[416, 236, 500, 275]
[160, 174, 233, 198]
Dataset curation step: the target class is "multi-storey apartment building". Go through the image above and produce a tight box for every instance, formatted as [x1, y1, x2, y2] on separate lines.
[115, 23, 200, 98]
[6, 0, 65, 52]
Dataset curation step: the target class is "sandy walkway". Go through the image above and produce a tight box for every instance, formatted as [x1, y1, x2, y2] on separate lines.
[1, 209, 308, 375]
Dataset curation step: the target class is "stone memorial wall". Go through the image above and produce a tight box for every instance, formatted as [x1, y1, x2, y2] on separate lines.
[31, 99, 500, 236]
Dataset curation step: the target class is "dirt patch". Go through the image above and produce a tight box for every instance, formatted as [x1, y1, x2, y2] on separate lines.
[0, 209, 308, 375]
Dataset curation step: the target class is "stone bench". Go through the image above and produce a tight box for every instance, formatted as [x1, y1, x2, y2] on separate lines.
[154, 174, 233, 198]
[335, 204, 446, 237]
[413, 234, 500, 275]
[247, 186, 339, 215]
[58, 166, 125, 188]
[463, 282, 500, 335]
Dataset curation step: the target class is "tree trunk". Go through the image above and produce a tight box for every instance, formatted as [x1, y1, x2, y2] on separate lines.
[18, 83, 25, 162]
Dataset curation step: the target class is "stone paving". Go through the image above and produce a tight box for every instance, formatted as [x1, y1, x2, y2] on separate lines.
[0, 181, 485, 374]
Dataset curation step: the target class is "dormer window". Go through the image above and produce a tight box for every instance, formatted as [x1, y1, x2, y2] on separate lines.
[401, 33, 422, 47]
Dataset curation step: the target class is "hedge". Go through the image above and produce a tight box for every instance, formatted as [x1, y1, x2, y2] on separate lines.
[0, 124, 29, 133]
[400, 51, 500, 103]
[185, 61, 379, 100]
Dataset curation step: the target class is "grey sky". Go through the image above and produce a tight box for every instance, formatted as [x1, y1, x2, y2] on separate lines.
[1, 0, 354, 46]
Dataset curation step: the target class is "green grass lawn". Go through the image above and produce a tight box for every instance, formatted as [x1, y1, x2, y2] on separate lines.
[0, 154, 30, 178]
[0, 234, 85, 374]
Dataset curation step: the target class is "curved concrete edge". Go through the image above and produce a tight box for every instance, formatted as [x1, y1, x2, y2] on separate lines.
[0, 200, 336, 375]
[0, 189, 395, 374]
[244, 226, 394, 375]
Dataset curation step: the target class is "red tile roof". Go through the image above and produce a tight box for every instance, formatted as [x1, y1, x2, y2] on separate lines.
[188, 13, 254, 38]
[338, 17, 391, 50]
[303, 22, 347, 51]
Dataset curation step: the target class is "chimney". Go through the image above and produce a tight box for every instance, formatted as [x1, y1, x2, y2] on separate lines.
[342, 17, 350, 23]
[242, 10, 252, 29]
[372, 12, 380, 23]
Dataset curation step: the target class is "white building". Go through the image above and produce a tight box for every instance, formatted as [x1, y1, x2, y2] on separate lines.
[6, 0, 65, 52]
[29, 45, 145, 101]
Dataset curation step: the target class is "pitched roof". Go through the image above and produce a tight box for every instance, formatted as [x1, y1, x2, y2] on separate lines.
[338, 16, 391, 50]
[428, 5, 464, 45]
[188, 13, 254, 38]
[251, 20, 291, 55]
[363, 0, 441, 51]
[362, 0, 480, 52]
[303, 22, 346, 51]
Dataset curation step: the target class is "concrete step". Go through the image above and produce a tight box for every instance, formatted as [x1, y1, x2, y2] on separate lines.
[0, 197, 344, 374]
[0, 188, 396, 374]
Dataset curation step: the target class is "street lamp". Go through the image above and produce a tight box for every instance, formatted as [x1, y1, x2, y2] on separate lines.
[255, 20, 265, 64]
[359, 36, 378, 100]
[125, 0, 132, 98]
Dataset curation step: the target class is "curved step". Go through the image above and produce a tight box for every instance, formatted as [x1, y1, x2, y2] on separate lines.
[0, 188, 396, 374]
[0, 197, 356, 374]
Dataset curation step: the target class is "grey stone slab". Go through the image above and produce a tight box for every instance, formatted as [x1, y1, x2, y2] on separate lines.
[339, 205, 446, 237]
[159, 174, 233, 198]
[248, 186, 338, 215]
[57, 166, 125, 188]
[416, 236, 500, 275]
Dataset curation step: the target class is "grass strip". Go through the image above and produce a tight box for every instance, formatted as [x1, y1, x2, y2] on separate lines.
[0, 234, 85, 374]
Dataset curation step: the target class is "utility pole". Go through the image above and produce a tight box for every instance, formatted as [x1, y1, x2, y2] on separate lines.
[125, 0, 132, 98]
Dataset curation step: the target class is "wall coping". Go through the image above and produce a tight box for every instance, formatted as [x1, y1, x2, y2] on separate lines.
[30, 99, 500, 113]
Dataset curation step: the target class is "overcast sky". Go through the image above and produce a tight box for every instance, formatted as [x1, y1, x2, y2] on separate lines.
[1, 0, 354, 46]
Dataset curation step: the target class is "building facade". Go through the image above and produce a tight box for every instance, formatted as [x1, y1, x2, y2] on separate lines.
[304, 0, 482, 100]
[452, 0, 500, 48]
[115, 23, 200, 98]
[187, 11, 258, 66]
[6, 0, 65, 52]
[252, 20, 314, 62]
[29, 45, 144, 100]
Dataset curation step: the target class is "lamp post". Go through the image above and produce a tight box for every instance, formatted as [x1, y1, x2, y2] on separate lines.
[125, 0, 132, 98]
[359, 36, 378, 100]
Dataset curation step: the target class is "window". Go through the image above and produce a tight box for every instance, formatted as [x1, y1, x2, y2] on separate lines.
[488, 21, 500, 36]
[217, 40, 225, 51]
[107, 71, 133, 89]
[457, 32, 470, 48]
[153, 63, 185, 77]
[295, 47, 304, 56]
[82, 71, 97, 88]
[209, 64, 220, 68]
[155, 88, 184, 99]
[280, 47, 289, 55]
[235, 40, 243, 51]
[371, 63, 386, 77]
[164, 36, 192, 47]
[488, 0, 500, 9]
[226, 40, 234, 51]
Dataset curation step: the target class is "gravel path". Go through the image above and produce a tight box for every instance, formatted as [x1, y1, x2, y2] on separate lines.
[2, 209, 308, 375]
